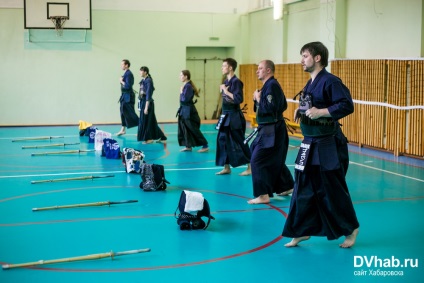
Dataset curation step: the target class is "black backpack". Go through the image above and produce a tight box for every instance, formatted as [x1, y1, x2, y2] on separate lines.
[174, 190, 215, 230]
[139, 163, 170, 191]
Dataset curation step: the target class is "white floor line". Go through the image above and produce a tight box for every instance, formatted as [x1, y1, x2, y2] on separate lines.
[350, 161, 424, 183]
[1, 162, 422, 184]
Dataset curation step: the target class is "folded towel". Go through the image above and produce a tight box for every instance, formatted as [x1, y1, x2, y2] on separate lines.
[184, 190, 204, 212]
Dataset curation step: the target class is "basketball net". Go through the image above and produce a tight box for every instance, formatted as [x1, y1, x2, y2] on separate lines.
[49, 16, 69, 37]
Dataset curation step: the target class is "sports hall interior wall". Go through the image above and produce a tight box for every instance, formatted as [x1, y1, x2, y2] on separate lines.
[240, 60, 424, 158]
[0, 0, 423, 127]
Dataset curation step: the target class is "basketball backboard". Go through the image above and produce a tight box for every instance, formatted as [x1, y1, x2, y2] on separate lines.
[24, 0, 92, 29]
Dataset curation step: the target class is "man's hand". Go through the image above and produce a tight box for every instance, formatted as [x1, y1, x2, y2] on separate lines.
[253, 89, 261, 102]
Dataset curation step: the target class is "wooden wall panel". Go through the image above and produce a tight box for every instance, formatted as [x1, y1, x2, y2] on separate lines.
[239, 64, 259, 124]
[241, 60, 423, 159]
[408, 61, 424, 156]
[386, 61, 408, 155]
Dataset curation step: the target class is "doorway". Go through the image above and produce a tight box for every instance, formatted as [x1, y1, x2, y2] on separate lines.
[186, 47, 234, 120]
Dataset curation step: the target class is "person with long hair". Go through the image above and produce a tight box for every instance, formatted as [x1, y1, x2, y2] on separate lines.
[137, 66, 167, 144]
[177, 70, 209, 152]
[116, 59, 139, 136]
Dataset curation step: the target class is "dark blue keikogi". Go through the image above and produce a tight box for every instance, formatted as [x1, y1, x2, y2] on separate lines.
[137, 76, 166, 142]
[119, 69, 139, 128]
[177, 82, 208, 148]
[282, 68, 359, 240]
[250, 76, 294, 197]
[216, 75, 251, 167]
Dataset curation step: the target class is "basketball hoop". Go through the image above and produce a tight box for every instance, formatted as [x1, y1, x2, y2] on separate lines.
[49, 16, 69, 36]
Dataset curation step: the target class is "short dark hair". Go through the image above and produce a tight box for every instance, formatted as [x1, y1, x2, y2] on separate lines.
[263, 60, 275, 73]
[223, 58, 237, 71]
[300, 42, 329, 67]
[122, 59, 130, 67]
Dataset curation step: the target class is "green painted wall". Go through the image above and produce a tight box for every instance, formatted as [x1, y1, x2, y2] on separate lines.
[0, 9, 243, 125]
[246, 8, 284, 64]
[345, 0, 422, 58]
[0, 0, 423, 126]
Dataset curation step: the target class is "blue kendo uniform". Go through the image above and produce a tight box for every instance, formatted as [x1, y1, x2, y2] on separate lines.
[216, 75, 251, 167]
[250, 76, 294, 198]
[177, 82, 208, 148]
[282, 68, 360, 240]
[119, 69, 138, 128]
[137, 76, 166, 142]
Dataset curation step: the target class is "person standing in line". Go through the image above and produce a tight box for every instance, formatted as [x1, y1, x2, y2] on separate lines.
[215, 58, 251, 176]
[247, 60, 294, 204]
[177, 70, 209, 152]
[282, 41, 359, 248]
[137, 66, 167, 144]
[116, 59, 139, 136]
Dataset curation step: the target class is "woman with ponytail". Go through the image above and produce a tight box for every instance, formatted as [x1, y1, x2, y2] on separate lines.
[137, 66, 167, 143]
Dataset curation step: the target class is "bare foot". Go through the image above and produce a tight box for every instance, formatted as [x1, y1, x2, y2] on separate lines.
[116, 127, 126, 136]
[239, 169, 251, 176]
[339, 228, 359, 248]
[180, 147, 192, 152]
[277, 189, 293, 196]
[216, 169, 231, 175]
[247, 195, 270, 204]
[284, 236, 311, 247]
[142, 140, 154, 144]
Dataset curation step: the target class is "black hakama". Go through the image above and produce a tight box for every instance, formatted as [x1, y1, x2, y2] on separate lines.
[177, 109, 208, 148]
[250, 120, 293, 197]
[282, 68, 359, 240]
[137, 98, 166, 142]
[282, 132, 359, 239]
[119, 97, 139, 129]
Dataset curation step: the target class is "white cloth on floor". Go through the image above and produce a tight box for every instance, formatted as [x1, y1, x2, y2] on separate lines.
[94, 130, 112, 151]
[184, 190, 204, 212]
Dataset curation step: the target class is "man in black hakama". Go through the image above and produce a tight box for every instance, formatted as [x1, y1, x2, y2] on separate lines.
[117, 59, 139, 136]
[282, 42, 359, 248]
[247, 60, 294, 204]
[216, 58, 251, 175]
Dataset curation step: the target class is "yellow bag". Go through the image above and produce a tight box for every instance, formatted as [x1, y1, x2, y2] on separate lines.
[78, 120, 92, 130]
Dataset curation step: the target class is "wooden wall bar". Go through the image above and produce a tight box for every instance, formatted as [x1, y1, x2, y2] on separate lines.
[409, 61, 424, 157]
[332, 60, 387, 149]
[386, 61, 407, 155]
[240, 60, 424, 158]
[239, 64, 260, 121]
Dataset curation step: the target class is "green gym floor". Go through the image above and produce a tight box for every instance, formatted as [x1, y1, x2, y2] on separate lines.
[0, 124, 423, 283]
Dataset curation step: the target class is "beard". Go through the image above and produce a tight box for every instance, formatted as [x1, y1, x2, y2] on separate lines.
[303, 64, 315, 73]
